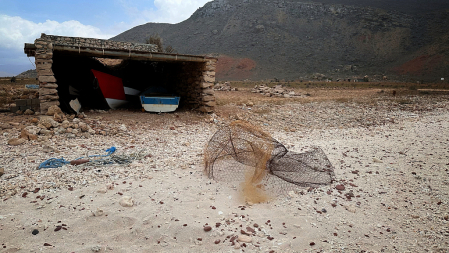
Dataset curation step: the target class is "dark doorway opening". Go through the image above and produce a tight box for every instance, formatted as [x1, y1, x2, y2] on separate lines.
[52, 51, 186, 113]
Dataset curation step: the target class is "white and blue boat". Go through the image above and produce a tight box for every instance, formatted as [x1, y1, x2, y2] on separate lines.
[139, 87, 180, 113]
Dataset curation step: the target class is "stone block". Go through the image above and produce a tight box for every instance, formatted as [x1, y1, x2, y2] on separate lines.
[202, 95, 215, 102]
[37, 68, 54, 76]
[34, 40, 48, 45]
[40, 83, 58, 89]
[38, 75, 56, 83]
[198, 106, 214, 113]
[203, 75, 215, 83]
[40, 95, 59, 101]
[202, 88, 214, 95]
[35, 59, 53, 64]
[204, 71, 216, 77]
[9, 106, 19, 112]
[19, 105, 31, 111]
[39, 88, 58, 96]
[204, 101, 216, 107]
[35, 53, 53, 60]
[200, 82, 213, 88]
[15, 99, 28, 107]
[40, 101, 60, 113]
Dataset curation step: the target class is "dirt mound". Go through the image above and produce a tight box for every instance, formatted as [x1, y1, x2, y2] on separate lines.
[216, 56, 256, 81]
[393, 54, 444, 76]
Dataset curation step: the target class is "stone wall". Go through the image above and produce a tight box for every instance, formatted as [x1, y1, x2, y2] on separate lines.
[33, 34, 216, 114]
[200, 59, 217, 112]
[35, 36, 59, 113]
[176, 59, 217, 113]
[43, 34, 158, 52]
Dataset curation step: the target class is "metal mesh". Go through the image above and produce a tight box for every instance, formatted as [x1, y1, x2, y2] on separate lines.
[204, 121, 335, 189]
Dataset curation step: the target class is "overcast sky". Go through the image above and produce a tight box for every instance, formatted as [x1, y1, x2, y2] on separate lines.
[0, 0, 212, 76]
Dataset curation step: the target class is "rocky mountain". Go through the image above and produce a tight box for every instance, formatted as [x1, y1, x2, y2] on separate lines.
[16, 69, 37, 79]
[111, 0, 449, 81]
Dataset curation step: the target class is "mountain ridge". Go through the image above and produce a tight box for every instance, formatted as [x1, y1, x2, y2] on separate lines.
[111, 0, 449, 81]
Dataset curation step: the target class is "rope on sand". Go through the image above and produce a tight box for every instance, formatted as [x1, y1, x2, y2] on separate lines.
[38, 147, 117, 169]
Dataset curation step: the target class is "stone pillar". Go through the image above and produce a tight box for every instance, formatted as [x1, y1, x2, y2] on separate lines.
[35, 34, 59, 113]
[198, 59, 217, 113]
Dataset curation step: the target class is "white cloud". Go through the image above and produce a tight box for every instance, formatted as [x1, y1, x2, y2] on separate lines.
[0, 14, 114, 51]
[120, 0, 211, 26]
[152, 0, 211, 23]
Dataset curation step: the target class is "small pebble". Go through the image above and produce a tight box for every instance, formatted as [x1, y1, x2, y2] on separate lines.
[238, 235, 252, 243]
[119, 196, 134, 207]
[336, 185, 345, 191]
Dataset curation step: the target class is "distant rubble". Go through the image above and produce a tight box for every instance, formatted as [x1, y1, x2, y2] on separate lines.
[251, 84, 298, 98]
[213, 82, 238, 91]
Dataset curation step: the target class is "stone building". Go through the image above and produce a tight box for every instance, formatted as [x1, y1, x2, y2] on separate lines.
[24, 34, 217, 114]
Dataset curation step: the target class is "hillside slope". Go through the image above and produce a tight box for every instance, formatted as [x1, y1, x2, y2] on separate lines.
[112, 0, 449, 81]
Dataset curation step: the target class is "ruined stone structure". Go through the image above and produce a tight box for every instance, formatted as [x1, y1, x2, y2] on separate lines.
[25, 34, 217, 113]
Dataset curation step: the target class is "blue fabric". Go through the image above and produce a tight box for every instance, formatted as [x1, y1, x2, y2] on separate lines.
[38, 146, 117, 169]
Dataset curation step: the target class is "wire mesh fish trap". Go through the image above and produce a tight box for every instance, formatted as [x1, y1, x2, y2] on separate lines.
[204, 121, 335, 189]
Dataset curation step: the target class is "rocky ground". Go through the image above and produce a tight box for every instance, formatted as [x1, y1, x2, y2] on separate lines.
[0, 88, 448, 252]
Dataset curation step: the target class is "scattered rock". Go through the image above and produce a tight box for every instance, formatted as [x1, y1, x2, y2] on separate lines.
[46, 105, 63, 116]
[97, 187, 108, 194]
[32, 229, 39, 235]
[343, 205, 356, 213]
[237, 235, 252, 243]
[373, 157, 383, 163]
[336, 184, 345, 191]
[0, 168, 4, 177]
[204, 226, 212, 232]
[24, 109, 34, 115]
[20, 128, 38, 140]
[39, 116, 59, 129]
[119, 196, 134, 207]
[119, 124, 127, 132]
[8, 138, 26, 146]
[91, 246, 101, 252]
[93, 208, 104, 217]
[214, 82, 237, 91]
[252, 84, 298, 97]
[53, 113, 63, 122]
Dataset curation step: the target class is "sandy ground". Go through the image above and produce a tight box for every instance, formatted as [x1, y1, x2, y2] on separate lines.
[0, 90, 448, 253]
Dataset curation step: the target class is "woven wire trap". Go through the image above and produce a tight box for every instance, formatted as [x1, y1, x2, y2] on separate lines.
[204, 121, 335, 190]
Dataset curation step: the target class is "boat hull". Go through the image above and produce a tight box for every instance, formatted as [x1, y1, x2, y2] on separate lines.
[140, 96, 180, 113]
